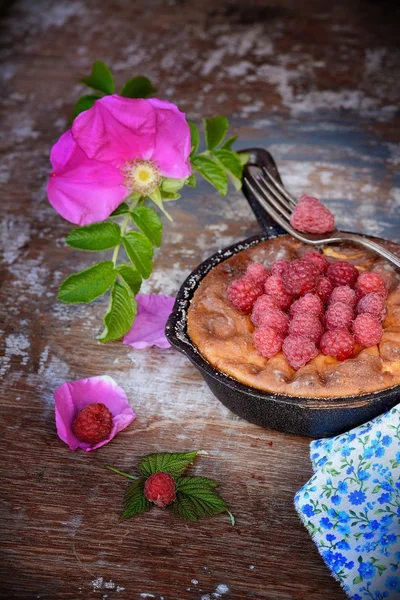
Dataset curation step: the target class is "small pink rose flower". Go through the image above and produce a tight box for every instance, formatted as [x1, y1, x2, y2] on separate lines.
[47, 95, 192, 225]
[123, 294, 175, 349]
[54, 375, 136, 451]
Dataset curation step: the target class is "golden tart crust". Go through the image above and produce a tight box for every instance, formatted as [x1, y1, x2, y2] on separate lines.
[187, 235, 400, 398]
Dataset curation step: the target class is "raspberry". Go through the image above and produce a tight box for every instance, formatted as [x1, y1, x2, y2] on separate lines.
[288, 312, 323, 343]
[326, 261, 359, 288]
[289, 293, 324, 320]
[320, 328, 355, 361]
[325, 302, 354, 330]
[144, 472, 176, 507]
[352, 313, 383, 347]
[315, 276, 333, 304]
[357, 292, 387, 322]
[282, 335, 318, 370]
[355, 272, 388, 299]
[257, 307, 289, 335]
[253, 326, 284, 358]
[302, 251, 329, 274]
[251, 294, 279, 326]
[228, 276, 263, 313]
[270, 259, 290, 277]
[72, 403, 113, 444]
[263, 275, 293, 311]
[282, 259, 318, 296]
[245, 262, 270, 285]
[329, 285, 357, 308]
[290, 195, 335, 234]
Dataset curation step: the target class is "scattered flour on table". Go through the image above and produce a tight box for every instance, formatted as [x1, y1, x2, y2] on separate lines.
[91, 578, 125, 593]
[0, 333, 30, 377]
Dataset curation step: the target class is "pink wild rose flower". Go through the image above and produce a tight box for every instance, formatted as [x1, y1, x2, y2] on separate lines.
[123, 294, 175, 349]
[47, 95, 192, 225]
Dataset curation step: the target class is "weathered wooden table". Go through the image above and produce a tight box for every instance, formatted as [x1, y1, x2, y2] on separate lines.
[1, 1, 399, 598]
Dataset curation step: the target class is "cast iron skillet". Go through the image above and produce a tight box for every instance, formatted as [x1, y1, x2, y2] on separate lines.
[165, 148, 400, 438]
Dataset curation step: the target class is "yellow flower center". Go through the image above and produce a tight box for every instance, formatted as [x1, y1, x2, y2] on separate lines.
[122, 159, 161, 195]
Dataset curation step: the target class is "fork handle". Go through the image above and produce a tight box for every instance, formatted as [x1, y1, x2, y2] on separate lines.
[335, 232, 400, 269]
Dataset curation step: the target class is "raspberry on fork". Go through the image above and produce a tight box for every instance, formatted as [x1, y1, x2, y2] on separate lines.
[253, 326, 284, 358]
[228, 276, 264, 313]
[320, 328, 355, 361]
[326, 261, 359, 288]
[282, 259, 318, 296]
[290, 195, 335, 234]
[352, 313, 383, 346]
[282, 335, 318, 370]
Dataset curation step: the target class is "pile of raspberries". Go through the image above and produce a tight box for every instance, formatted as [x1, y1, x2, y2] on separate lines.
[227, 252, 389, 371]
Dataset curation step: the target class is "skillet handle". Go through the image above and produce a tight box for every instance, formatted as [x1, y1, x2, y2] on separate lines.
[239, 148, 286, 236]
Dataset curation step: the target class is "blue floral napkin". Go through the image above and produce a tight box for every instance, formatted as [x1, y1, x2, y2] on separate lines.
[295, 404, 400, 600]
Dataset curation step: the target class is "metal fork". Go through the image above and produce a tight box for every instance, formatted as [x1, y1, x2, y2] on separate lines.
[244, 166, 400, 269]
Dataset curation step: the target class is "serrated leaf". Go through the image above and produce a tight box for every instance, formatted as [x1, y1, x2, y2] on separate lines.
[122, 231, 154, 278]
[80, 61, 114, 95]
[58, 261, 116, 304]
[66, 222, 121, 251]
[170, 493, 198, 521]
[191, 155, 228, 196]
[161, 178, 186, 193]
[120, 76, 157, 98]
[220, 135, 238, 150]
[131, 206, 163, 247]
[116, 264, 142, 294]
[203, 116, 229, 150]
[188, 121, 200, 155]
[175, 476, 219, 493]
[72, 94, 100, 119]
[170, 488, 227, 521]
[98, 281, 137, 343]
[213, 149, 243, 191]
[121, 478, 151, 520]
[110, 202, 130, 217]
[139, 451, 199, 478]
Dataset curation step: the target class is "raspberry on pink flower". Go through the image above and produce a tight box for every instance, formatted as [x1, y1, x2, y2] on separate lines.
[282, 335, 318, 370]
[228, 276, 264, 313]
[270, 259, 290, 277]
[355, 272, 388, 299]
[253, 326, 284, 358]
[263, 275, 293, 311]
[325, 302, 354, 331]
[315, 276, 333, 304]
[352, 314, 383, 347]
[289, 293, 324, 319]
[326, 261, 359, 288]
[320, 329, 355, 361]
[357, 292, 387, 322]
[290, 195, 335, 234]
[245, 262, 270, 285]
[302, 251, 329, 274]
[257, 307, 289, 335]
[288, 312, 323, 343]
[282, 259, 318, 296]
[329, 285, 357, 308]
[251, 294, 279, 326]
[144, 472, 176, 507]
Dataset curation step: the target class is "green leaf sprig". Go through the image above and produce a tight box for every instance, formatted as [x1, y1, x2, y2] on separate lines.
[107, 451, 235, 524]
[57, 61, 248, 343]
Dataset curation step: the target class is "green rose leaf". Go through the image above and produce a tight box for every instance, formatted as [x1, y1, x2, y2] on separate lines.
[122, 231, 154, 278]
[120, 76, 157, 99]
[171, 477, 228, 521]
[220, 135, 238, 150]
[116, 264, 142, 294]
[98, 281, 137, 343]
[186, 174, 196, 187]
[161, 191, 181, 202]
[110, 202, 130, 217]
[161, 178, 186, 193]
[72, 94, 101, 119]
[203, 116, 229, 150]
[213, 149, 243, 191]
[191, 155, 228, 196]
[138, 451, 199, 478]
[131, 206, 163, 247]
[58, 261, 116, 304]
[80, 61, 115, 95]
[188, 121, 200, 155]
[66, 222, 121, 251]
[121, 478, 151, 520]
[149, 189, 172, 221]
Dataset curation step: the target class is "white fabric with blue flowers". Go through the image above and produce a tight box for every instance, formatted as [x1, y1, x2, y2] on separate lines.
[295, 404, 400, 600]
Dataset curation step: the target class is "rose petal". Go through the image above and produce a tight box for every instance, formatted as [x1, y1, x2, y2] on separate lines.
[123, 294, 175, 349]
[54, 375, 135, 451]
[47, 130, 127, 225]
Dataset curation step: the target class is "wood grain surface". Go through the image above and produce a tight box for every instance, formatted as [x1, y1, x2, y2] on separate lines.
[1, 1, 399, 599]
